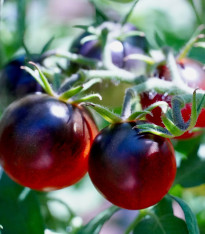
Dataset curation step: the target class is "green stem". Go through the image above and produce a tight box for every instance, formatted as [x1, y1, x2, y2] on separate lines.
[40, 50, 102, 68]
[124, 54, 155, 65]
[121, 88, 135, 119]
[165, 49, 185, 86]
[81, 69, 142, 84]
[131, 78, 205, 105]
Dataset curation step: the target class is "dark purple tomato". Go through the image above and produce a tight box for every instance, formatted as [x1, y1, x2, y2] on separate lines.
[88, 121, 176, 210]
[0, 94, 98, 191]
[140, 58, 205, 139]
[0, 55, 43, 106]
[70, 22, 148, 73]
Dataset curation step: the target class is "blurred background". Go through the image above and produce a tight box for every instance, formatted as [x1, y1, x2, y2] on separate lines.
[0, 0, 205, 233]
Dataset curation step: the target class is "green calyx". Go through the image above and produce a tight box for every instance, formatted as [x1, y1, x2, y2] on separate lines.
[136, 90, 205, 138]
[22, 62, 102, 104]
[85, 85, 205, 139]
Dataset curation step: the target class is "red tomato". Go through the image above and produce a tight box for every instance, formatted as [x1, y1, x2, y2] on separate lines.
[140, 58, 205, 139]
[0, 94, 98, 191]
[88, 121, 176, 210]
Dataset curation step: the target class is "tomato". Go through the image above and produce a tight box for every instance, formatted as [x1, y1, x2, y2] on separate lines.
[88, 121, 176, 210]
[140, 58, 205, 139]
[70, 22, 147, 73]
[0, 94, 98, 191]
[0, 55, 43, 106]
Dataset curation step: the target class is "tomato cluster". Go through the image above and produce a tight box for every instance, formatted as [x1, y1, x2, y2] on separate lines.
[0, 11, 204, 212]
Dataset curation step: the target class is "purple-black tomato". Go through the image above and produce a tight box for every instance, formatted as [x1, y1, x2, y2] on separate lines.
[88, 121, 176, 210]
[70, 22, 148, 73]
[0, 55, 43, 106]
[0, 94, 98, 191]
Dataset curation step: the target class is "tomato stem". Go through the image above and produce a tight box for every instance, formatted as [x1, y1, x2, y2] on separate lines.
[131, 78, 205, 104]
[124, 54, 155, 65]
[40, 50, 103, 68]
[165, 49, 185, 86]
[121, 88, 135, 119]
[81, 69, 142, 83]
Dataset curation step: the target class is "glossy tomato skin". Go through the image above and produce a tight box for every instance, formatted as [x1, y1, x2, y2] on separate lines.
[88, 121, 176, 210]
[0, 94, 98, 191]
[70, 22, 147, 73]
[0, 55, 43, 107]
[140, 58, 205, 139]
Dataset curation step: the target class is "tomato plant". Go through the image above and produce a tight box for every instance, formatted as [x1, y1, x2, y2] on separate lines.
[88, 121, 176, 210]
[0, 0, 205, 233]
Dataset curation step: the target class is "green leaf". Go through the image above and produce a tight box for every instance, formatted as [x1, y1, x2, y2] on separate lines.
[136, 123, 173, 138]
[153, 196, 174, 217]
[74, 93, 102, 103]
[0, 172, 44, 234]
[59, 85, 83, 101]
[41, 36, 55, 54]
[133, 214, 188, 234]
[171, 196, 199, 234]
[174, 135, 205, 187]
[133, 197, 188, 234]
[127, 110, 152, 121]
[154, 31, 165, 48]
[76, 206, 119, 234]
[88, 0, 109, 24]
[121, 0, 140, 25]
[85, 103, 122, 123]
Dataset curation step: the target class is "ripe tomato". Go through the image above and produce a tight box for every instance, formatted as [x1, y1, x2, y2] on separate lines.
[140, 58, 205, 139]
[0, 55, 43, 106]
[88, 121, 176, 210]
[0, 94, 98, 191]
[70, 22, 147, 73]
